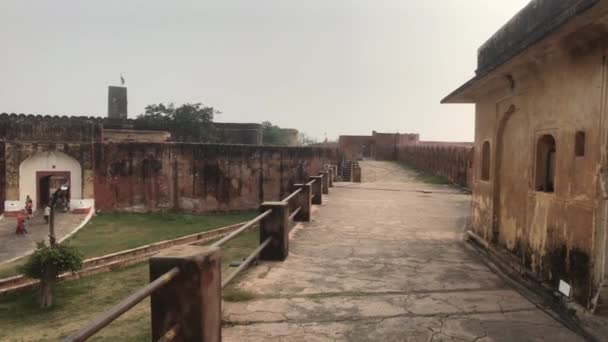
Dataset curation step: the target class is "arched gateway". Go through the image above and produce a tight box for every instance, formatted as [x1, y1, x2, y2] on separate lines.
[17, 151, 82, 212]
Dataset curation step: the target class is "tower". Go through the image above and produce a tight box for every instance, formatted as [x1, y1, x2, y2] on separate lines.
[108, 86, 128, 119]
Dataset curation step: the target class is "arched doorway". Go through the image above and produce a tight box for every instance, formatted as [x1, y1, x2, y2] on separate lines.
[19, 151, 82, 212]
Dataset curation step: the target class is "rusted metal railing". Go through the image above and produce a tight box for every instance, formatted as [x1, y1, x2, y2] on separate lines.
[64, 165, 336, 342]
[221, 237, 272, 288]
[211, 209, 272, 248]
[289, 207, 302, 221]
[281, 187, 302, 203]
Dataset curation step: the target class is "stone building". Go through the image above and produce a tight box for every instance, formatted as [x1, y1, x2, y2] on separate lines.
[0, 113, 335, 216]
[442, 0, 608, 312]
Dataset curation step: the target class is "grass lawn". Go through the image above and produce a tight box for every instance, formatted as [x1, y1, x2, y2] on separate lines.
[0, 228, 261, 342]
[0, 211, 256, 279]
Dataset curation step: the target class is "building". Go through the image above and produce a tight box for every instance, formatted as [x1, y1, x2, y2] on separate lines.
[339, 131, 419, 160]
[442, 0, 608, 312]
[0, 113, 335, 216]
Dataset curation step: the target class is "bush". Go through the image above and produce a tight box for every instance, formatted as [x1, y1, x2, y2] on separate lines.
[20, 242, 83, 279]
[19, 241, 83, 308]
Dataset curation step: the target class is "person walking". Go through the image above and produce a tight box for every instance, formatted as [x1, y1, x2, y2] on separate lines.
[25, 195, 33, 220]
[44, 204, 50, 224]
[15, 210, 27, 235]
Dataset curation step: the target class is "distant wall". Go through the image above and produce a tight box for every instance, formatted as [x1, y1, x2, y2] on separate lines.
[339, 132, 419, 160]
[94, 143, 337, 212]
[0, 113, 102, 143]
[338, 136, 376, 160]
[396, 144, 473, 188]
[373, 132, 419, 160]
[213, 122, 263, 145]
[103, 129, 171, 143]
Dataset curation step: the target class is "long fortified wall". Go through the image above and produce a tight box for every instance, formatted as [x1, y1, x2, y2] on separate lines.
[0, 113, 337, 214]
[94, 143, 336, 212]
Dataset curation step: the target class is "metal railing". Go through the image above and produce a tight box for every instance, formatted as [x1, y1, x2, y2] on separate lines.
[64, 165, 337, 342]
[65, 267, 181, 341]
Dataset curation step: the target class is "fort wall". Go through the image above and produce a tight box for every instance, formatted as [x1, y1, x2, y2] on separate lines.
[94, 143, 337, 213]
[396, 144, 473, 188]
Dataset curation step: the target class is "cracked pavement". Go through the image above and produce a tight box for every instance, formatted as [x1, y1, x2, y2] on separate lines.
[222, 161, 582, 341]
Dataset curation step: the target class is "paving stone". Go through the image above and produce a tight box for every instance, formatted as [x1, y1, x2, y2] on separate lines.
[0, 211, 88, 263]
[223, 161, 583, 341]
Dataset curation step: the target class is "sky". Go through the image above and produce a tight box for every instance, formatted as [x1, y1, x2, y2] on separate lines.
[0, 0, 529, 142]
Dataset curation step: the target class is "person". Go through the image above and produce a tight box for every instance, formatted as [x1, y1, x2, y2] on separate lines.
[15, 211, 27, 235]
[25, 195, 33, 220]
[44, 204, 50, 224]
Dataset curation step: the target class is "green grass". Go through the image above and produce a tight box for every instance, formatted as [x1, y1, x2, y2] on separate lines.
[64, 211, 256, 258]
[0, 211, 256, 280]
[0, 227, 261, 341]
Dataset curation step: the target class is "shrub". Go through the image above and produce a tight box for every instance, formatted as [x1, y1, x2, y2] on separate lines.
[20, 241, 83, 308]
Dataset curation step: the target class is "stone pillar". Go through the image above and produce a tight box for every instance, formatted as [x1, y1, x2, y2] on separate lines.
[293, 183, 311, 222]
[150, 245, 221, 342]
[309, 176, 323, 205]
[260, 201, 289, 261]
[353, 166, 362, 183]
[328, 166, 335, 188]
[320, 171, 329, 194]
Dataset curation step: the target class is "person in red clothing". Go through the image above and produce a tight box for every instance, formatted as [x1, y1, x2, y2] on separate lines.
[15, 211, 28, 235]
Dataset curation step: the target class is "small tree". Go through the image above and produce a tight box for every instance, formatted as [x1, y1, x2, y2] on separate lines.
[20, 241, 83, 308]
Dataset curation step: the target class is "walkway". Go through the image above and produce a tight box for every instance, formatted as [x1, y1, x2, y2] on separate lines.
[223, 161, 582, 341]
[0, 211, 89, 263]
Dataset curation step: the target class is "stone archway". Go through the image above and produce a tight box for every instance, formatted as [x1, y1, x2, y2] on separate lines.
[18, 151, 82, 212]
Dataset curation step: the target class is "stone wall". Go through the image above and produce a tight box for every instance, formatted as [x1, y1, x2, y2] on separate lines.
[0, 113, 263, 145]
[0, 113, 102, 143]
[338, 136, 376, 160]
[94, 143, 337, 213]
[396, 144, 473, 188]
[212, 123, 263, 145]
[338, 132, 419, 160]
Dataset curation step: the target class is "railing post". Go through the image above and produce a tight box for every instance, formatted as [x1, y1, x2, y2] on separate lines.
[293, 183, 311, 222]
[259, 202, 289, 261]
[320, 171, 329, 194]
[309, 176, 323, 205]
[353, 165, 362, 183]
[150, 245, 221, 342]
[328, 166, 335, 187]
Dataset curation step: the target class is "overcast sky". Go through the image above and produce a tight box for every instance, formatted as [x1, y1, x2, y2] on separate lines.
[0, 0, 529, 142]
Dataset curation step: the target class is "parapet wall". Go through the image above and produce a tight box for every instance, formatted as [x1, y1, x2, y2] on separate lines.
[396, 143, 473, 188]
[0, 113, 263, 145]
[94, 143, 337, 213]
[0, 113, 102, 143]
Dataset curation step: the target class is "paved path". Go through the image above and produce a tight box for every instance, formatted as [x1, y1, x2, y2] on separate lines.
[223, 161, 582, 341]
[0, 211, 89, 263]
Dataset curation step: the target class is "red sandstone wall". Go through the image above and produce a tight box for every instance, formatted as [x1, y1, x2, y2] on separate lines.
[396, 144, 473, 188]
[338, 136, 375, 160]
[94, 143, 337, 213]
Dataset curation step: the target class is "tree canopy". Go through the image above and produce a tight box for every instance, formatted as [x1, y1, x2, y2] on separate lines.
[136, 103, 218, 142]
[262, 121, 298, 146]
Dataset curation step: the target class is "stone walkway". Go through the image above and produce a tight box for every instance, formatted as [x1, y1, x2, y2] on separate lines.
[0, 210, 89, 263]
[223, 161, 582, 341]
